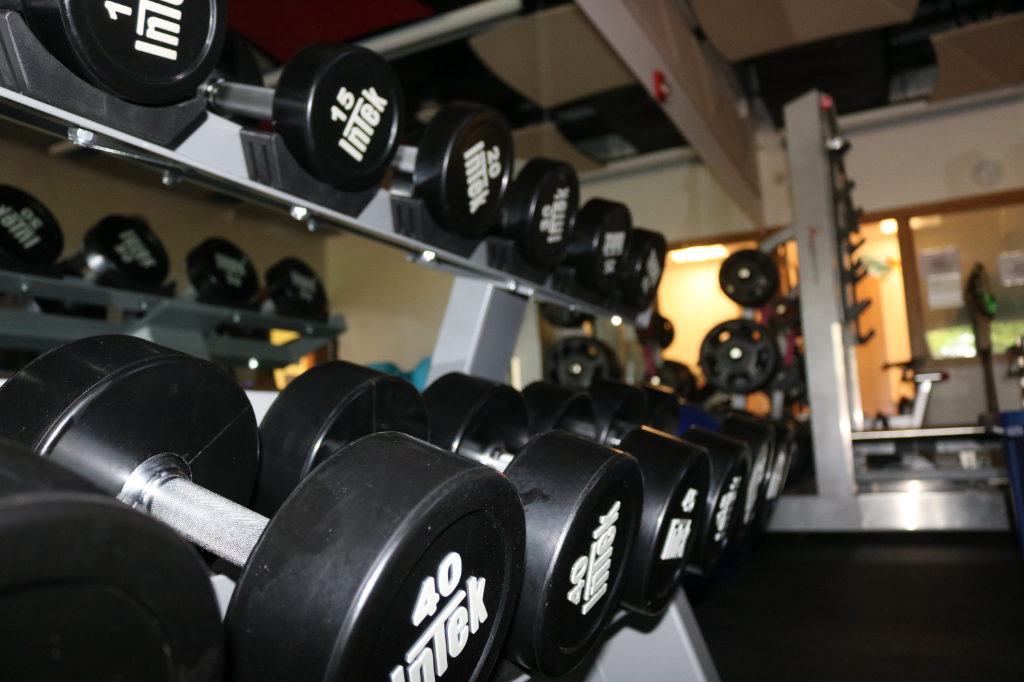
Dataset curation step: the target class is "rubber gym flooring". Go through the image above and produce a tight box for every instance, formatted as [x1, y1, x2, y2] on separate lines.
[687, 532, 1024, 681]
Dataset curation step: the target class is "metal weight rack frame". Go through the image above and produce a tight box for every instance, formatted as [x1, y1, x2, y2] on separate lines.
[0, 22, 721, 681]
[767, 91, 1010, 532]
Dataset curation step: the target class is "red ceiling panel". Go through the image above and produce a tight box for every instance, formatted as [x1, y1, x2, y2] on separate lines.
[227, 0, 436, 62]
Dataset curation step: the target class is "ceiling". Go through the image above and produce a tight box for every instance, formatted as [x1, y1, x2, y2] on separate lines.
[226, 0, 1024, 165]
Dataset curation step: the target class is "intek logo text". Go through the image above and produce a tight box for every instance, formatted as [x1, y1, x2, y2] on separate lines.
[104, 0, 185, 61]
[0, 205, 44, 250]
[391, 552, 488, 682]
[114, 230, 158, 269]
[331, 87, 389, 163]
[713, 476, 742, 543]
[214, 252, 247, 287]
[289, 270, 319, 303]
[464, 141, 502, 216]
[601, 231, 627, 275]
[540, 187, 570, 244]
[660, 488, 699, 561]
[567, 500, 620, 616]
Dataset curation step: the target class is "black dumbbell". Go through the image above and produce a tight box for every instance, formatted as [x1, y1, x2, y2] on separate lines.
[642, 383, 681, 435]
[522, 381, 710, 616]
[719, 413, 776, 537]
[205, 43, 403, 191]
[63, 216, 172, 294]
[391, 102, 514, 238]
[564, 198, 632, 294]
[699, 318, 781, 393]
[679, 427, 752, 576]
[638, 311, 675, 350]
[0, 438, 223, 681]
[760, 420, 797, 526]
[424, 373, 644, 677]
[0, 0, 226, 104]
[0, 335, 526, 682]
[185, 236, 260, 307]
[617, 228, 666, 310]
[498, 158, 580, 268]
[546, 336, 622, 389]
[0, 185, 63, 272]
[263, 256, 328, 321]
[562, 379, 750, 577]
[719, 249, 779, 307]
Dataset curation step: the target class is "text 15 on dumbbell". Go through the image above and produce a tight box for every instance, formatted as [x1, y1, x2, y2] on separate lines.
[330, 86, 389, 163]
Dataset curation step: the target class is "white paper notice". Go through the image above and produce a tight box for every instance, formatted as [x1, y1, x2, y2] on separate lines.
[998, 250, 1024, 287]
[919, 246, 963, 310]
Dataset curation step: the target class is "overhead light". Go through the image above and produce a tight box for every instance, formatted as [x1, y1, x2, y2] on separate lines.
[880, 218, 898, 234]
[610, 315, 622, 326]
[248, 358, 260, 370]
[909, 215, 942, 230]
[669, 244, 730, 264]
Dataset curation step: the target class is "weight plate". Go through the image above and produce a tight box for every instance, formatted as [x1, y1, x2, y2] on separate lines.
[656, 360, 697, 401]
[186, 237, 260, 306]
[0, 443, 222, 682]
[415, 102, 513, 239]
[21, 0, 227, 104]
[0, 335, 259, 506]
[274, 43, 405, 191]
[0, 185, 63, 269]
[565, 199, 632, 294]
[547, 337, 622, 390]
[638, 312, 674, 349]
[679, 427, 751, 577]
[521, 382, 598, 440]
[699, 319, 780, 394]
[83, 216, 170, 290]
[499, 158, 579, 268]
[617, 228, 666, 310]
[254, 360, 429, 516]
[616, 429, 710, 615]
[265, 257, 328, 321]
[768, 297, 800, 330]
[587, 378, 647, 446]
[719, 414, 775, 530]
[718, 249, 779, 307]
[227, 432, 526, 682]
[642, 384, 680, 436]
[501, 431, 643, 676]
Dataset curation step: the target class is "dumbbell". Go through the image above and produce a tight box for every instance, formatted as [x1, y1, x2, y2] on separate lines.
[719, 249, 779, 307]
[0, 0, 226, 104]
[263, 256, 328, 321]
[617, 228, 666, 310]
[391, 102, 513, 238]
[760, 420, 797, 527]
[638, 311, 675, 350]
[564, 198, 632, 294]
[0, 335, 526, 682]
[63, 215, 172, 294]
[642, 383, 681, 435]
[205, 43, 404, 191]
[497, 158, 580, 268]
[699, 318, 781, 393]
[561, 379, 750, 577]
[0, 185, 63, 272]
[185, 236, 260, 307]
[718, 413, 776, 537]
[547, 336, 622, 389]
[0, 439, 223, 681]
[423, 373, 644, 677]
[521, 381, 710, 616]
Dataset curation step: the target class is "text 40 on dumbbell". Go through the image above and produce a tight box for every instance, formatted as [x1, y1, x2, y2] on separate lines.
[395, 551, 489, 682]
[567, 500, 621, 615]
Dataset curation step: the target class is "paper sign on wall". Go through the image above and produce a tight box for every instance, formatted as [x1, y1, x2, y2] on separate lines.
[919, 246, 963, 310]
[998, 250, 1024, 287]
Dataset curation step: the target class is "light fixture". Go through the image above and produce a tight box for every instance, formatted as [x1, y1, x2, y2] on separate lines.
[909, 215, 942, 230]
[610, 315, 622, 327]
[880, 218, 898, 235]
[248, 358, 260, 370]
[421, 250, 436, 262]
[668, 244, 730, 264]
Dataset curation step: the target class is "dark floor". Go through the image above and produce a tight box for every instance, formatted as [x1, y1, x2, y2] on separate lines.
[687, 532, 1024, 682]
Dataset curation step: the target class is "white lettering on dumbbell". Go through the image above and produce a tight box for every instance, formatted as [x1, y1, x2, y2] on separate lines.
[540, 187, 570, 244]
[463, 140, 502, 216]
[681, 488, 698, 513]
[288, 270, 319, 302]
[744, 449, 768, 523]
[393, 552, 488, 682]
[660, 519, 692, 561]
[567, 500, 620, 615]
[601, 231, 626, 275]
[105, 0, 185, 62]
[0, 205, 44, 250]
[641, 249, 662, 294]
[331, 87, 389, 163]
[114, 229, 158, 268]
[765, 450, 788, 501]
[214, 252, 247, 287]
[713, 476, 742, 542]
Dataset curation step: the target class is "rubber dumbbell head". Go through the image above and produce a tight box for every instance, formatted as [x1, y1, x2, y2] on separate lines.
[206, 43, 404, 191]
[0, 185, 63, 271]
[4, 0, 227, 104]
[0, 336, 527, 682]
[64, 215, 170, 292]
[719, 249, 779, 307]
[0, 440, 224, 682]
[424, 373, 644, 677]
[720, 413, 777, 532]
[185, 237, 260, 307]
[564, 198, 632, 294]
[499, 158, 579, 268]
[617, 228, 666, 310]
[264, 257, 328, 321]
